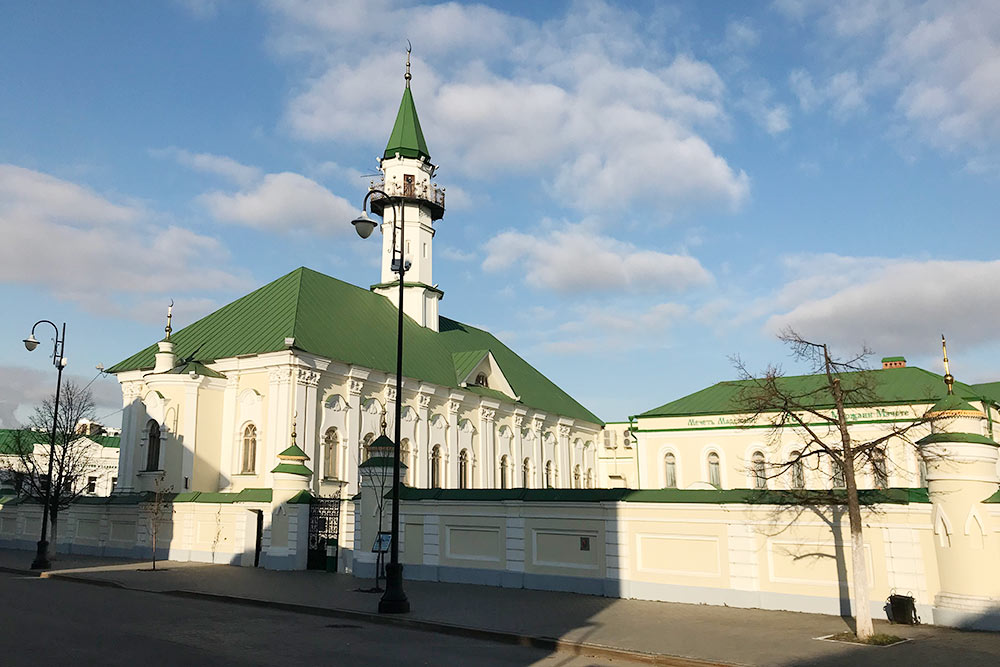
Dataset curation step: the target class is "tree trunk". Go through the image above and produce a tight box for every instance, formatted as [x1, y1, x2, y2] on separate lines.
[48, 511, 59, 561]
[826, 351, 874, 641]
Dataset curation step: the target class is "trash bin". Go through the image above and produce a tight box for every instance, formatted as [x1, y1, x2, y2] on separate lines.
[888, 593, 918, 624]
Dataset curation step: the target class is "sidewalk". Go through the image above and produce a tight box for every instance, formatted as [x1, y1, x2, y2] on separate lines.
[2, 549, 998, 666]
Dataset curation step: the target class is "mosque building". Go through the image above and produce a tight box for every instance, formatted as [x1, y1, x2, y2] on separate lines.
[105, 62, 604, 525]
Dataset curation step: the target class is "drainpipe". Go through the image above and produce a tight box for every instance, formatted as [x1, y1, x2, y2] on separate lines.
[629, 416, 641, 489]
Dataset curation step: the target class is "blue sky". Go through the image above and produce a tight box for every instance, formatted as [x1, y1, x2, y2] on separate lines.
[2, 0, 999, 428]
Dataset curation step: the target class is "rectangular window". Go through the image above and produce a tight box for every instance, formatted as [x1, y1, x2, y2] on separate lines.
[86, 477, 97, 494]
[111, 477, 118, 491]
[422, 243, 427, 258]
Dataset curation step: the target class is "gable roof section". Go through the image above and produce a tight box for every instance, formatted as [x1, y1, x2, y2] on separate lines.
[637, 366, 988, 419]
[0, 429, 32, 455]
[384, 87, 430, 161]
[108, 267, 601, 425]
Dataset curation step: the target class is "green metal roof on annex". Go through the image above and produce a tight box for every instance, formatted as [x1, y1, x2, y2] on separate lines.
[384, 87, 430, 161]
[637, 366, 996, 419]
[0, 429, 120, 454]
[107, 267, 601, 425]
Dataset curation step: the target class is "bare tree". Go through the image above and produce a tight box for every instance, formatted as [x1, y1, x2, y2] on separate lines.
[731, 330, 934, 640]
[1, 381, 97, 558]
[361, 433, 393, 592]
[142, 474, 173, 571]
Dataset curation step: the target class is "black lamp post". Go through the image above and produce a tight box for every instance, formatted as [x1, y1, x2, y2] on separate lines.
[352, 189, 410, 614]
[22, 319, 66, 570]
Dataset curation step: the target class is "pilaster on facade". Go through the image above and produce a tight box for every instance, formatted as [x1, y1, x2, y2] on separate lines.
[479, 402, 498, 488]
[265, 366, 294, 488]
[532, 415, 546, 488]
[294, 367, 321, 486]
[217, 377, 240, 490]
[447, 393, 463, 487]
[416, 387, 435, 488]
[117, 381, 144, 492]
[558, 420, 573, 489]
[513, 412, 526, 485]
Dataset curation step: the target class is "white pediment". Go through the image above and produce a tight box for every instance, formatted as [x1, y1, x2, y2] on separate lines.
[459, 351, 517, 400]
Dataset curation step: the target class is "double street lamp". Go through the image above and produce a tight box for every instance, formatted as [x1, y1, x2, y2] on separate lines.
[22, 319, 67, 570]
[352, 189, 410, 614]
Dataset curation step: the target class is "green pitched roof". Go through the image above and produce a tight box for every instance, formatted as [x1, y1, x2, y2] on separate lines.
[384, 87, 430, 161]
[0, 429, 33, 456]
[277, 443, 309, 461]
[107, 267, 600, 424]
[637, 366, 987, 419]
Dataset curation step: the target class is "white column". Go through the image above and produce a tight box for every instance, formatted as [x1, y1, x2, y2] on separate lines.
[294, 368, 320, 492]
[116, 383, 142, 492]
[417, 391, 432, 488]
[479, 406, 496, 488]
[264, 367, 293, 489]
[217, 377, 239, 490]
[345, 378, 364, 495]
[533, 417, 545, 488]
[181, 382, 200, 491]
[558, 422, 573, 489]
[447, 396, 462, 488]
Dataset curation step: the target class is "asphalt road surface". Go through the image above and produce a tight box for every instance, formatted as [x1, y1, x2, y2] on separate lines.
[0, 572, 643, 667]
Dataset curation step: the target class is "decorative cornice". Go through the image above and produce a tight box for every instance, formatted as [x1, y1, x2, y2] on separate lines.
[384, 384, 397, 403]
[480, 407, 496, 423]
[448, 400, 462, 415]
[418, 393, 432, 409]
[533, 418, 545, 432]
[296, 368, 321, 387]
[513, 415, 525, 429]
[268, 367, 293, 384]
[348, 379, 364, 396]
[558, 425, 571, 438]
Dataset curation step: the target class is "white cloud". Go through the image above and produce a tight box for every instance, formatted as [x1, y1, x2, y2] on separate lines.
[269, 0, 749, 213]
[200, 171, 357, 235]
[538, 301, 690, 356]
[0, 365, 122, 430]
[765, 254, 1000, 354]
[482, 223, 712, 294]
[151, 147, 262, 186]
[783, 1, 1000, 159]
[0, 164, 249, 312]
[725, 18, 761, 51]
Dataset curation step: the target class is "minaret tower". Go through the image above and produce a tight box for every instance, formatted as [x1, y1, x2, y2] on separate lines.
[370, 47, 446, 331]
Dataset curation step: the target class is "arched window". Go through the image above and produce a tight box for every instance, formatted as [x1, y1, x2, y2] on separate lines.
[790, 451, 805, 489]
[586, 468, 593, 489]
[323, 427, 338, 479]
[522, 458, 531, 488]
[832, 459, 846, 489]
[545, 460, 554, 488]
[664, 452, 677, 488]
[240, 424, 257, 474]
[751, 451, 766, 489]
[872, 449, 888, 489]
[459, 449, 470, 489]
[500, 455, 509, 489]
[707, 452, 721, 489]
[573, 464, 581, 489]
[474, 372, 488, 387]
[361, 433, 375, 462]
[431, 445, 442, 488]
[400, 439, 411, 486]
[146, 420, 161, 471]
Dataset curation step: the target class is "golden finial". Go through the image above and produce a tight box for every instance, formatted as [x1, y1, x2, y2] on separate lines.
[380, 406, 388, 435]
[291, 411, 298, 445]
[164, 299, 174, 341]
[941, 334, 954, 395]
[405, 40, 411, 88]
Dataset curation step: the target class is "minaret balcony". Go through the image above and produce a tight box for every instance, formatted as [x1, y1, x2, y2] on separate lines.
[369, 179, 445, 221]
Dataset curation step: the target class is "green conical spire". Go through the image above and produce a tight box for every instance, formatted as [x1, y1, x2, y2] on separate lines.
[383, 86, 430, 161]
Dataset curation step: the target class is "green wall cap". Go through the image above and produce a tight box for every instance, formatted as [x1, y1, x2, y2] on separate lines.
[983, 488, 1000, 503]
[917, 432, 998, 446]
[271, 463, 312, 477]
[287, 490, 313, 504]
[277, 444, 309, 461]
[394, 487, 930, 505]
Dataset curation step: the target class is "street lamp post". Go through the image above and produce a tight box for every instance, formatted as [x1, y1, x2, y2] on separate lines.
[352, 188, 410, 614]
[22, 319, 66, 570]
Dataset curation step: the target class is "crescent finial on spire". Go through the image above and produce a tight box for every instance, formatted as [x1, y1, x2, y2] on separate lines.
[165, 299, 174, 341]
[941, 334, 954, 395]
[405, 40, 412, 88]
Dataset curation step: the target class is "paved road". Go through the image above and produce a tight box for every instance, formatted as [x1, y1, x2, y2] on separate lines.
[0, 573, 641, 667]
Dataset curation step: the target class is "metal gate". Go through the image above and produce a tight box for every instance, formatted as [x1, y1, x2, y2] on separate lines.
[307, 496, 342, 571]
